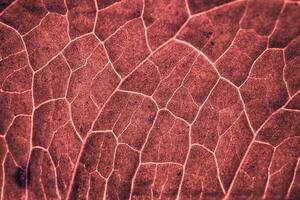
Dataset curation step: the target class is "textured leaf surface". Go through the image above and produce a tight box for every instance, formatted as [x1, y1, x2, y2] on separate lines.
[0, 0, 299, 199]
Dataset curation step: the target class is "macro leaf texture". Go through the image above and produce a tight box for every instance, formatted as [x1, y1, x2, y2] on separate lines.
[0, 0, 299, 199]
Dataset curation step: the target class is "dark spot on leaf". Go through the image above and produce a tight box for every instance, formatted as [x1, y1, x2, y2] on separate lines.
[0, 0, 12, 11]
[14, 166, 31, 188]
[132, 10, 141, 18]
[202, 31, 212, 38]
[210, 41, 215, 46]
[80, 126, 85, 133]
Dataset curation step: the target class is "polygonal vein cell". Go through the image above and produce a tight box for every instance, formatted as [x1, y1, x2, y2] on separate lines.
[269, 2, 300, 48]
[48, 122, 82, 199]
[0, 22, 32, 94]
[5, 116, 31, 167]
[177, 1, 246, 61]
[215, 113, 253, 191]
[65, 41, 108, 102]
[33, 54, 71, 107]
[65, 39, 114, 138]
[143, 0, 189, 50]
[32, 99, 70, 148]
[95, 0, 143, 41]
[66, 0, 96, 39]
[240, 49, 289, 130]
[24, 13, 70, 71]
[103, 144, 139, 200]
[0, 91, 32, 135]
[0, 52, 29, 87]
[284, 37, 300, 97]
[264, 137, 300, 199]
[179, 145, 224, 199]
[120, 60, 161, 96]
[151, 43, 198, 109]
[215, 29, 267, 86]
[256, 110, 300, 147]
[27, 148, 59, 199]
[192, 79, 243, 151]
[0, 0, 47, 35]
[132, 163, 183, 199]
[167, 54, 219, 123]
[141, 110, 189, 165]
[104, 18, 151, 77]
[69, 131, 117, 199]
[240, 0, 284, 36]
[0, 23, 24, 58]
[62, 34, 101, 71]
[227, 142, 274, 198]
[94, 91, 157, 150]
